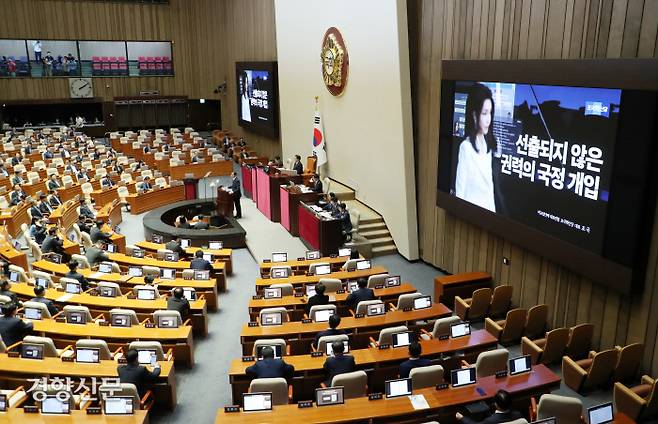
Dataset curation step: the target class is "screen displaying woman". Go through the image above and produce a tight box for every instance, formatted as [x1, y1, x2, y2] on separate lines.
[239, 70, 252, 123]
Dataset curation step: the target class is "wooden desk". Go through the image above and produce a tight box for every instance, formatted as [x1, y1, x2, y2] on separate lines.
[31, 318, 195, 368]
[169, 160, 233, 180]
[259, 255, 352, 275]
[248, 283, 417, 321]
[0, 354, 177, 410]
[0, 409, 149, 423]
[96, 200, 123, 227]
[255, 266, 388, 294]
[126, 185, 185, 215]
[216, 364, 560, 423]
[0, 232, 28, 270]
[57, 183, 83, 203]
[50, 200, 80, 232]
[22, 179, 47, 198]
[0, 202, 30, 238]
[240, 303, 452, 355]
[229, 330, 498, 403]
[133, 241, 233, 275]
[9, 282, 209, 336]
[280, 187, 324, 236]
[433, 272, 492, 306]
[91, 186, 119, 206]
[298, 202, 343, 257]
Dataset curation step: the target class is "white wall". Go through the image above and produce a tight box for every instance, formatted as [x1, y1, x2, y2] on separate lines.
[274, 0, 418, 259]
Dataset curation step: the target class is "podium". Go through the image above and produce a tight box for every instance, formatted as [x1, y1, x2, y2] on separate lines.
[216, 188, 234, 217]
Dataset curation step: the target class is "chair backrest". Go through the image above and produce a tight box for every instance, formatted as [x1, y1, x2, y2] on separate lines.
[341, 259, 359, 271]
[23, 301, 51, 319]
[586, 348, 619, 387]
[132, 285, 160, 299]
[23, 335, 58, 357]
[331, 370, 367, 399]
[317, 334, 349, 353]
[475, 348, 509, 378]
[32, 270, 54, 287]
[268, 283, 293, 296]
[128, 341, 165, 360]
[367, 274, 389, 289]
[75, 339, 112, 360]
[541, 327, 570, 364]
[537, 393, 583, 424]
[259, 307, 289, 323]
[253, 338, 287, 357]
[396, 293, 424, 310]
[99, 384, 141, 410]
[524, 304, 549, 340]
[614, 343, 644, 382]
[378, 325, 409, 345]
[80, 232, 92, 249]
[489, 285, 513, 317]
[566, 323, 594, 359]
[467, 288, 492, 320]
[63, 305, 93, 322]
[318, 278, 342, 293]
[0, 335, 6, 353]
[110, 309, 139, 326]
[28, 239, 42, 261]
[249, 378, 289, 405]
[309, 305, 337, 322]
[499, 308, 527, 344]
[432, 316, 462, 338]
[153, 310, 182, 326]
[142, 266, 161, 277]
[308, 262, 330, 274]
[9, 265, 28, 283]
[71, 253, 90, 269]
[409, 364, 444, 389]
[355, 300, 383, 315]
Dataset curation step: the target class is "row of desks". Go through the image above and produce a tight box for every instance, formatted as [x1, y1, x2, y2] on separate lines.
[134, 240, 233, 275]
[255, 266, 388, 294]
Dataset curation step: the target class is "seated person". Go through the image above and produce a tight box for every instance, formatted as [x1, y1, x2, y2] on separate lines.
[323, 340, 355, 386]
[323, 193, 339, 215]
[292, 155, 304, 175]
[117, 349, 161, 397]
[9, 184, 26, 206]
[175, 216, 191, 229]
[41, 227, 69, 262]
[65, 260, 90, 291]
[140, 176, 152, 191]
[345, 278, 375, 310]
[0, 303, 33, 346]
[190, 250, 214, 273]
[77, 216, 92, 234]
[37, 194, 52, 215]
[192, 216, 209, 230]
[79, 199, 96, 219]
[100, 175, 114, 189]
[30, 285, 58, 316]
[90, 220, 113, 243]
[167, 287, 190, 321]
[456, 389, 523, 424]
[29, 198, 44, 220]
[165, 237, 186, 258]
[0, 280, 20, 305]
[85, 241, 109, 268]
[399, 341, 433, 378]
[29, 217, 47, 244]
[245, 346, 295, 379]
[314, 314, 348, 347]
[11, 171, 23, 186]
[310, 173, 323, 193]
[47, 174, 60, 191]
[305, 282, 330, 314]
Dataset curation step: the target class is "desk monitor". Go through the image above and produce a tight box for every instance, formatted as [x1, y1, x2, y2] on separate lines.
[325, 340, 349, 356]
[132, 249, 145, 258]
[203, 253, 213, 262]
[509, 355, 532, 375]
[413, 295, 432, 310]
[105, 243, 117, 253]
[530, 418, 557, 424]
[65, 281, 81, 294]
[137, 349, 158, 366]
[392, 331, 413, 348]
[98, 262, 113, 273]
[164, 252, 179, 262]
[21, 343, 44, 360]
[271, 268, 288, 279]
[316, 387, 345, 406]
[385, 378, 413, 398]
[35, 277, 48, 289]
[76, 347, 100, 363]
[315, 264, 331, 275]
[450, 322, 471, 338]
[11, 239, 21, 250]
[346, 281, 359, 293]
[306, 250, 321, 260]
[67, 310, 87, 325]
[209, 241, 223, 250]
[355, 260, 371, 270]
[271, 252, 287, 263]
[157, 315, 179, 328]
[137, 289, 156, 300]
[194, 270, 210, 280]
[160, 268, 176, 280]
[9, 271, 19, 282]
[588, 402, 614, 424]
[242, 392, 272, 412]
[128, 266, 143, 277]
[111, 314, 132, 327]
[338, 248, 352, 257]
[24, 307, 42, 320]
[41, 395, 70, 414]
[256, 344, 282, 359]
[104, 396, 134, 415]
[260, 312, 283, 326]
[385, 276, 401, 287]
[152, 234, 164, 243]
[264, 287, 282, 299]
[366, 303, 385, 316]
[314, 309, 332, 323]
[305, 284, 316, 297]
[0, 393, 6, 412]
[180, 239, 191, 249]
[450, 367, 477, 387]
[183, 288, 196, 301]
[99, 286, 117, 298]
[48, 253, 62, 264]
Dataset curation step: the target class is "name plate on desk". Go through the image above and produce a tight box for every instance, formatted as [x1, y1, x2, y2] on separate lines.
[495, 370, 508, 378]
[378, 344, 390, 350]
[336, 289, 345, 294]
[355, 313, 365, 318]
[368, 393, 383, 400]
[330, 254, 337, 258]
[118, 357, 127, 364]
[252, 295, 264, 300]
[261, 274, 270, 279]
[438, 334, 449, 340]
[55, 317, 66, 323]
[305, 271, 313, 276]
[436, 383, 449, 390]
[301, 318, 312, 324]
[375, 285, 384, 289]
[241, 356, 255, 362]
[294, 293, 304, 298]
[61, 356, 74, 362]
[248, 321, 259, 327]
[99, 320, 110, 326]
[86, 407, 102, 415]
[24, 405, 38, 413]
[311, 351, 323, 358]
[403, 307, 412, 312]
[297, 257, 305, 261]
[144, 323, 155, 328]
[127, 294, 136, 299]
[262, 259, 271, 263]
[224, 406, 240, 413]
[7, 351, 19, 358]
[298, 400, 313, 408]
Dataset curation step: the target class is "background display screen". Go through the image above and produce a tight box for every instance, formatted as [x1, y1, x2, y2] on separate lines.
[236, 61, 278, 137]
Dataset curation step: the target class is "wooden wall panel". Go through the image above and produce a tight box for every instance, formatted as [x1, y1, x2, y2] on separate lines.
[409, 0, 658, 374]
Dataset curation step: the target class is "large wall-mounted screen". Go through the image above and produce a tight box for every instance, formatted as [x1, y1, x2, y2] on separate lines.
[236, 61, 278, 137]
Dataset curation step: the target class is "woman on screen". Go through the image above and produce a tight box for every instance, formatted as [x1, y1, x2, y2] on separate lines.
[239, 71, 252, 123]
[454, 83, 498, 212]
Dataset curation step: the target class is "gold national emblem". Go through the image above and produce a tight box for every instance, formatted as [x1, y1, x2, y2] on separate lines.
[321, 27, 349, 96]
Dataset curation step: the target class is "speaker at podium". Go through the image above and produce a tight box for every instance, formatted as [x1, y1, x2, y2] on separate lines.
[216, 187, 234, 218]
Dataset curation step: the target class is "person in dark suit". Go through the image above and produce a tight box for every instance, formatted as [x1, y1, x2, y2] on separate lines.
[323, 340, 355, 386]
[314, 314, 348, 346]
[167, 288, 190, 321]
[140, 176, 152, 191]
[10, 153, 22, 167]
[84, 242, 109, 268]
[292, 155, 303, 175]
[9, 185, 25, 206]
[305, 282, 330, 314]
[30, 285, 58, 316]
[11, 171, 23, 186]
[311, 173, 323, 193]
[399, 341, 434, 378]
[456, 390, 523, 424]
[245, 346, 295, 379]
[165, 238, 186, 258]
[176, 216, 191, 229]
[117, 349, 161, 397]
[38, 194, 52, 215]
[65, 260, 89, 291]
[41, 228, 64, 258]
[230, 172, 242, 218]
[0, 280, 20, 306]
[29, 217, 47, 244]
[100, 175, 113, 189]
[0, 163, 8, 177]
[0, 303, 33, 346]
[338, 203, 353, 242]
[90, 221, 113, 244]
[323, 193, 340, 216]
[47, 175, 60, 191]
[29, 198, 44, 220]
[345, 278, 375, 310]
[48, 190, 62, 208]
[77, 216, 92, 234]
[79, 199, 95, 219]
[190, 250, 214, 273]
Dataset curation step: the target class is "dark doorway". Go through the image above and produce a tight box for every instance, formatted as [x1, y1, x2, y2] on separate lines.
[189, 99, 221, 131]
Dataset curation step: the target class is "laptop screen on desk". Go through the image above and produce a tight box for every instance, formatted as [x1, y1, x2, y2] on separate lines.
[0, 394, 6, 412]
[9, 271, 19, 282]
[157, 316, 179, 328]
[242, 393, 272, 412]
[355, 260, 371, 270]
[104, 396, 134, 415]
[450, 322, 471, 338]
[316, 387, 344, 406]
[261, 312, 283, 326]
[36, 277, 48, 288]
[132, 249, 145, 258]
[21, 343, 44, 360]
[264, 287, 282, 299]
[137, 349, 157, 366]
[385, 378, 412, 398]
[152, 234, 163, 243]
[315, 265, 331, 275]
[392, 331, 412, 348]
[164, 252, 179, 262]
[98, 262, 112, 273]
[338, 248, 352, 257]
[346, 281, 359, 293]
[271, 253, 287, 263]
[413, 295, 432, 310]
[385, 276, 401, 287]
[271, 268, 288, 279]
[99, 286, 117, 298]
[314, 309, 332, 323]
[194, 270, 210, 280]
[451, 368, 476, 387]
[325, 340, 349, 356]
[160, 268, 176, 280]
[305, 284, 316, 297]
[509, 355, 532, 375]
[180, 239, 191, 249]
[67, 311, 87, 324]
[65, 281, 81, 294]
[24, 307, 42, 320]
[137, 289, 156, 300]
[256, 345, 282, 359]
[306, 251, 321, 260]
[366, 303, 385, 316]
[588, 402, 614, 424]
[128, 266, 143, 277]
[183, 288, 196, 301]
[76, 348, 100, 363]
[41, 395, 70, 414]
[105, 243, 116, 253]
[209, 241, 223, 250]
[111, 314, 132, 327]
